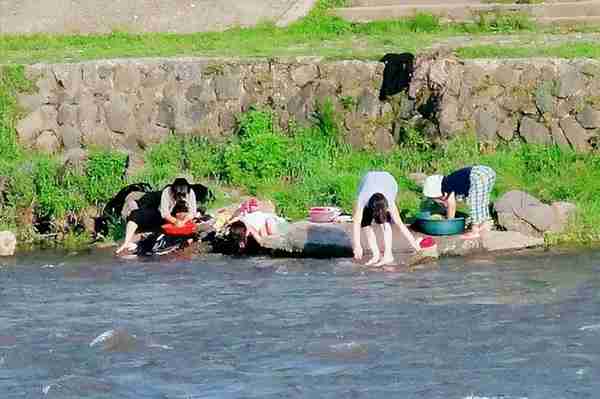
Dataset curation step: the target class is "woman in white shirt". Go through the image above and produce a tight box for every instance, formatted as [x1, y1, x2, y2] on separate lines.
[352, 171, 421, 266]
[226, 210, 287, 253]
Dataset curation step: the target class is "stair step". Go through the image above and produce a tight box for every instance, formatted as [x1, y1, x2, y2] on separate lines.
[350, 0, 481, 6]
[334, 1, 600, 22]
[535, 15, 600, 23]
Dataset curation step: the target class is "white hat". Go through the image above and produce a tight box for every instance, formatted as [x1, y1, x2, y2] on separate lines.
[423, 175, 444, 198]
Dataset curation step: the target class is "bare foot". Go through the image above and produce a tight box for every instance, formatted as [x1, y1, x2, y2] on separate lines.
[375, 256, 394, 267]
[461, 231, 480, 240]
[480, 220, 494, 232]
[115, 242, 136, 255]
[365, 256, 381, 266]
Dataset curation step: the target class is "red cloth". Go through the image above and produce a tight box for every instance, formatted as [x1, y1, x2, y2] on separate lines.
[238, 198, 260, 215]
[419, 236, 436, 249]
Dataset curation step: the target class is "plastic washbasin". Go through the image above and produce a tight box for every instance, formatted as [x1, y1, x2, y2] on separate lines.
[309, 207, 341, 223]
[415, 211, 466, 236]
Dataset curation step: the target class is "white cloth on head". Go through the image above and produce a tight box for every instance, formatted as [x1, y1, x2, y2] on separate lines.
[356, 171, 398, 209]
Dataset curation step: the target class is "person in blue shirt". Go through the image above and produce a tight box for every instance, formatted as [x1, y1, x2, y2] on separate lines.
[423, 166, 496, 239]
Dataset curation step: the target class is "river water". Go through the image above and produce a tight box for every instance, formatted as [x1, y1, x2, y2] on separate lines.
[1, 248, 600, 398]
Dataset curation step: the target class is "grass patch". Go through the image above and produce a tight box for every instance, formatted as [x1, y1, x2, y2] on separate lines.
[1, 4, 580, 65]
[457, 41, 600, 59]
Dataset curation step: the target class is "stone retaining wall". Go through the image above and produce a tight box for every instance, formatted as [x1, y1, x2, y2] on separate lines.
[16, 58, 394, 156]
[14, 56, 600, 157]
[412, 56, 600, 151]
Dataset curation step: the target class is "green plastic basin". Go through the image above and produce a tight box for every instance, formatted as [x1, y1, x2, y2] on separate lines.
[415, 211, 466, 236]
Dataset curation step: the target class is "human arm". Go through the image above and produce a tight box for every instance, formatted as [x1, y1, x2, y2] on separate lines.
[160, 189, 179, 225]
[352, 203, 364, 260]
[183, 190, 198, 222]
[446, 192, 457, 219]
[389, 202, 421, 252]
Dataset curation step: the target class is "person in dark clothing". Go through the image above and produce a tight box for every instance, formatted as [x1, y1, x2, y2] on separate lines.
[423, 166, 496, 239]
[379, 52, 415, 101]
[116, 178, 198, 255]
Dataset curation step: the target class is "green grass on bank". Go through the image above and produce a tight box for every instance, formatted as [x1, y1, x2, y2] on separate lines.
[457, 41, 600, 59]
[3, 2, 598, 65]
[3, 65, 600, 247]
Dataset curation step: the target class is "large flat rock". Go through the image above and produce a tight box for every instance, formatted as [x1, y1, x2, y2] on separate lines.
[261, 221, 544, 261]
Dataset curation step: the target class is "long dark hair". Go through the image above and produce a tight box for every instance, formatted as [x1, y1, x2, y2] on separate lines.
[367, 193, 389, 224]
[171, 200, 189, 216]
[171, 178, 190, 201]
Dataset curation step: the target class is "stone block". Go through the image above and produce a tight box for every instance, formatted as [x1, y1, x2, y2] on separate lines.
[494, 64, 519, 87]
[16, 105, 58, 147]
[0, 231, 17, 257]
[356, 90, 380, 118]
[35, 130, 61, 154]
[17, 93, 42, 113]
[62, 148, 88, 174]
[556, 67, 585, 98]
[576, 105, 600, 129]
[185, 81, 217, 103]
[57, 103, 78, 127]
[497, 117, 516, 141]
[104, 93, 133, 133]
[559, 116, 592, 152]
[291, 64, 319, 87]
[549, 120, 570, 149]
[549, 201, 577, 233]
[481, 231, 544, 252]
[374, 128, 395, 153]
[114, 64, 142, 93]
[214, 75, 243, 101]
[474, 108, 498, 142]
[519, 117, 551, 145]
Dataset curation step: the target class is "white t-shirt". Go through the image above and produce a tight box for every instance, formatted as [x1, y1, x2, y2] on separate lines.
[241, 211, 271, 232]
[356, 171, 398, 209]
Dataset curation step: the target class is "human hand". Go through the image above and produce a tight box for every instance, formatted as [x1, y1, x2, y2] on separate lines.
[353, 245, 363, 260]
[175, 219, 185, 227]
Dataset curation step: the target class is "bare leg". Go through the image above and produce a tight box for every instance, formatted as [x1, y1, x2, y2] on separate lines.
[375, 222, 394, 266]
[363, 226, 381, 266]
[461, 223, 481, 240]
[115, 221, 139, 254]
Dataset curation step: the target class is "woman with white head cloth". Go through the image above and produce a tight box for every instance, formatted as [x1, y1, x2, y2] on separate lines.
[423, 165, 496, 239]
[353, 171, 422, 267]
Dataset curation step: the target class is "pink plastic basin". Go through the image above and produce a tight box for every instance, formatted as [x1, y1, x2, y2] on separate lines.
[309, 207, 340, 223]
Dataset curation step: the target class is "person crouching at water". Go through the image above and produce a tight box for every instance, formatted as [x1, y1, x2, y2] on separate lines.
[116, 178, 198, 254]
[227, 211, 287, 254]
[353, 171, 421, 266]
[422, 165, 496, 239]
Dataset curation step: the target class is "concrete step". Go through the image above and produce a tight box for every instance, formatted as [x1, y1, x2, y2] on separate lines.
[535, 15, 600, 23]
[334, 1, 600, 23]
[350, 0, 590, 4]
[350, 0, 481, 6]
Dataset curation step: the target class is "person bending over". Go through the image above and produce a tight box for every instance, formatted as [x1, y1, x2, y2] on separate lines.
[353, 171, 421, 267]
[422, 165, 496, 239]
[227, 211, 287, 254]
[116, 177, 198, 254]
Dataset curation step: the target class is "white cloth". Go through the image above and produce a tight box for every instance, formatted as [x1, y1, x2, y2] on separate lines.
[356, 171, 398, 209]
[241, 211, 277, 232]
[159, 187, 197, 219]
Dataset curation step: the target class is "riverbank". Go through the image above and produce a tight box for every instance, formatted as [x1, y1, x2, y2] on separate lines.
[2, 60, 600, 250]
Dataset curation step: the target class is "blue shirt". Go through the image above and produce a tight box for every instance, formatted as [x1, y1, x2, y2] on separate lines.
[442, 167, 472, 197]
